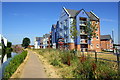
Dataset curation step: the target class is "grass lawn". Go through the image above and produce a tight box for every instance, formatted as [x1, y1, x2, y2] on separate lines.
[77, 51, 117, 61]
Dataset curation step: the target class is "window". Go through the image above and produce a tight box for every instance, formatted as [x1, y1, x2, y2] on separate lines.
[65, 31, 67, 35]
[96, 34, 99, 40]
[96, 36, 99, 40]
[96, 27, 98, 32]
[95, 21, 99, 24]
[91, 36, 93, 41]
[64, 20, 67, 26]
[60, 22, 62, 28]
[96, 44, 99, 48]
[91, 44, 93, 48]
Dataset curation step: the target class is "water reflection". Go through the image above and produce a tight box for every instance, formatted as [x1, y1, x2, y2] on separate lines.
[0, 52, 18, 79]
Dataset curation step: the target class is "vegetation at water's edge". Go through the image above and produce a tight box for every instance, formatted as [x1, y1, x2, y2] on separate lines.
[3, 51, 27, 79]
[1, 42, 13, 63]
[34, 49, 119, 79]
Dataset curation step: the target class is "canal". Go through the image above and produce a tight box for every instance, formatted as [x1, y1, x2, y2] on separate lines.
[0, 52, 18, 79]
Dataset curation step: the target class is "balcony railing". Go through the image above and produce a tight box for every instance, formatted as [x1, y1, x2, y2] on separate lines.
[80, 39, 88, 44]
[64, 26, 68, 30]
[80, 21, 87, 26]
[81, 48, 88, 52]
[80, 30, 85, 34]
[59, 28, 63, 31]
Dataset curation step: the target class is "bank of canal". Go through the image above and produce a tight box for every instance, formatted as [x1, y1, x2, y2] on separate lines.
[0, 52, 18, 79]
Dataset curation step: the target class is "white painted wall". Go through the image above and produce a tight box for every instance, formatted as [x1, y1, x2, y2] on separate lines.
[34, 41, 40, 49]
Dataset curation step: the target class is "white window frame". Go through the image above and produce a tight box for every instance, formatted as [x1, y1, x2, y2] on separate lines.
[96, 44, 99, 48]
[91, 44, 93, 49]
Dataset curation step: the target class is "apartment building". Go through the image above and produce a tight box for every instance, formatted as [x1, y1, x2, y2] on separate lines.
[51, 24, 57, 49]
[43, 34, 51, 49]
[100, 35, 113, 51]
[51, 7, 101, 52]
[34, 37, 43, 49]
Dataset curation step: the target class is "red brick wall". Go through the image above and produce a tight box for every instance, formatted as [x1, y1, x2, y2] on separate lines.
[101, 39, 113, 50]
[89, 21, 101, 52]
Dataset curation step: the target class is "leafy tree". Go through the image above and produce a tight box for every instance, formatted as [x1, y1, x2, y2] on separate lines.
[70, 19, 97, 51]
[6, 42, 13, 58]
[22, 37, 31, 48]
[84, 21, 97, 50]
[70, 19, 78, 50]
[7, 42, 12, 48]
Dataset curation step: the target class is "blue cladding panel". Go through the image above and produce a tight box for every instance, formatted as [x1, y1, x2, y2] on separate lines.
[76, 10, 89, 45]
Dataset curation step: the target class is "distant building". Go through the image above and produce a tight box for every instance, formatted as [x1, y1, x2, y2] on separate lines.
[100, 35, 113, 51]
[51, 24, 57, 49]
[34, 37, 43, 49]
[43, 34, 51, 49]
[0, 34, 8, 49]
[0, 34, 8, 58]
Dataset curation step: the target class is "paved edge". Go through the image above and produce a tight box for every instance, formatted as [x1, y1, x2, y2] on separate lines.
[10, 50, 30, 78]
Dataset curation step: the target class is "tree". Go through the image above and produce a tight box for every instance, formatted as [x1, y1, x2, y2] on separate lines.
[22, 37, 30, 48]
[70, 19, 78, 50]
[7, 42, 12, 48]
[70, 19, 97, 51]
[84, 21, 97, 50]
[6, 42, 13, 58]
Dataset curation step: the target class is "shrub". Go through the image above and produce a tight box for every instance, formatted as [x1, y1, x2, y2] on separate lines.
[73, 57, 118, 79]
[96, 61, 117, 79]
[73, 59, 96, 79]
[3, 51, 27, 79]
[50, 58, 60, 66]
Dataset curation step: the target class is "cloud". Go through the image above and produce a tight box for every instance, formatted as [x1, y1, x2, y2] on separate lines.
[101, 18, 116, 22]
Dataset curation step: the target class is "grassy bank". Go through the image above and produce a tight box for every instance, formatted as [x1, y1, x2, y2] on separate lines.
[33, 49, 119, 79]
[3, 51, 27, 79]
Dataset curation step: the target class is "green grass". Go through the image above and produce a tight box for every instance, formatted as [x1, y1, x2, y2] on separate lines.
[3, 51, 27, 79]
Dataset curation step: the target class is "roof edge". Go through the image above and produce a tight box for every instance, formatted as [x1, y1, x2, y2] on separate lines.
[90, 11, 99, 19]
[63, 7, 71, 17]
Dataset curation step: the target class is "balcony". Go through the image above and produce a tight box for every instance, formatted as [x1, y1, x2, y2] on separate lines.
[80, 39, 88, 44]
[80, 21, 87, 26]
[81, 48, 88, 52]
[59, 28, 63, 31]
[80, 30, 87, 35]
[64, 26, 68, 30]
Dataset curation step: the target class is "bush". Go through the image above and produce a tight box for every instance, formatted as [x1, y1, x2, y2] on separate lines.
[3, 51, 27, 79]
[50, 58, 60, 66]
[73, 57, 118, 79]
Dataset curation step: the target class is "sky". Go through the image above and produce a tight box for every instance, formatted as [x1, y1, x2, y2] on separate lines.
[2, 2, 118, 45]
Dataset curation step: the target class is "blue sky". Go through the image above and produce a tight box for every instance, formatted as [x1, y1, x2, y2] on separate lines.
[2, 2, 118, 45]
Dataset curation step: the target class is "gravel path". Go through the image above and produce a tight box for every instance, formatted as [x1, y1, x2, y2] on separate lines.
[20, 50, 47, 78]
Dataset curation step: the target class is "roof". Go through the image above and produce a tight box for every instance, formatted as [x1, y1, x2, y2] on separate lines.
[86, 12, 99, 21]
[65, 8, 99, 21]
[35, 37, 43, 41]
[43, 34, 50, 38]
[52, 24, 56, 29]
[100, 35, 112, 40]
[65, 9, 79, 17]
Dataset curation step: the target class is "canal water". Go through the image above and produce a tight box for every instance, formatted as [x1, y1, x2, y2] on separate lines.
[0, 52, 18, 79]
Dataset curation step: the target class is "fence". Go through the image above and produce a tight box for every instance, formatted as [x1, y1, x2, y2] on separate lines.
[76, 45, 120, 76]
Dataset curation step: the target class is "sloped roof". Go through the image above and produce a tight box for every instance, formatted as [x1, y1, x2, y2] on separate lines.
[36, 37, 43, 41]
[43, 34, 50, 38]
[86, 12, 99, 21]
[100, 35, 112, 40]
[65, 9, 79, 17]
[52, 24, 56, 28]
[65, 8, 99, 21]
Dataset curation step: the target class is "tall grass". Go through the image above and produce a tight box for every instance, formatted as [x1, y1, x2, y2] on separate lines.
[35, 49, 118, 79]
